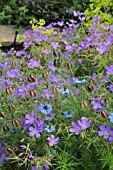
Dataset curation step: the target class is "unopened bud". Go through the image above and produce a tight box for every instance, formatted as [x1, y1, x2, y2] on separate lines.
[28, 74, 36, 83]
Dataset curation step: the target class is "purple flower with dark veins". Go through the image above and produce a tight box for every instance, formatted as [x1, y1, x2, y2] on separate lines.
[98, 124, 111, 140]
[91, 97, 104, 112]
[77, 117, 91, 130]
[69, 121, 81, 135]
[29, 120, 46, 138]
[107, 84, 113, 92]
[47, 135, 59, 146]
[105, 65, 113, 75]
[28, 59, 41, 68]
[25, 110, 38, 125]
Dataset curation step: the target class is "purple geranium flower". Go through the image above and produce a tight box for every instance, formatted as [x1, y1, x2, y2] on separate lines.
[91, 97, 104, 112]
[105, 65, 113, 75]
[29, 120, 45, 139]
[98, 124, 111, 139]
[28, 59, 41, 68]
[77, 117, 91, 130]
[107, 84, 113, 92]
[47, 135, 59, 146]
[69, 121, 81, 135]
[25, 110, 38, 125]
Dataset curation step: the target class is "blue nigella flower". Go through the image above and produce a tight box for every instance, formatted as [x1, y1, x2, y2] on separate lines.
[44, 125, 56, 133]
[75, 78, 86, 84]
[60, 88, 70, 97]
[38, 104, 52, 114]
[64, 111, 74, 118]
[109, 113, 113, 123]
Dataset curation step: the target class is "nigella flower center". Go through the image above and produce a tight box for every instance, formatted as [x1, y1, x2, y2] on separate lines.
[44, 105, 48, 110]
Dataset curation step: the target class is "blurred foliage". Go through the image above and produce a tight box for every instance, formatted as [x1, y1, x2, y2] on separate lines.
[84, 0, 113, 27]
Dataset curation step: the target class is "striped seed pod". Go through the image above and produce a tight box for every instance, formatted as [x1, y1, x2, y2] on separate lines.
[42, 72, 49, 78]
[9, 105, 16, 111]
[28, 74, 36, 83]
[29, 89, 37, 98]
[3, 126, 10, 132]
[7, 146, 14, 154]
[87, 85, 94, 92]
[0, 112, 5, 119]
[53, 59, 62, 67]
[0, 70, 2, 77]
[11, 61, 16, 67]
[66, 62, 73, 69]
[104, 97, 110, 104]
[53, 87, 60, 95]
[101, 110, 109, 118]
[12, 119, 20, 127]
[6, 87, 13, 95]
[81, 101, 87, 109]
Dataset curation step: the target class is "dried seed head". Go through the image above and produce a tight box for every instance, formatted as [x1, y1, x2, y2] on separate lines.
[6, 87, 13, 95]
[42, 72, 49, 78]
[0, 112, 5, 119]
[3, 126, 10, 132]
[28, 74, 36, 83]
[12, 119, 21, 127]
[0, 70, 2, 77]
[81, 101, 87, 109]
[9, 105, 16, 111]
[53, 87, 60, 95]
[101, 110, 109, 118]
[66, 62, 74, 69]
[11, 61, 16, 67]
[7, 146, 14, 154]
[87, 85, 94, 92]
[29, 89, 37, 98]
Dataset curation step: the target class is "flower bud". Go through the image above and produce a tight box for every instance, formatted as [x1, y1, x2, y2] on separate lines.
[54, 59, 62, 67]
[9, 105, 16, 111]
[11, 61, 16, 67]
[81, 101, 87, 109]
[104, 97, 110, 104]
[53, 87, 60, 95]
[0, 112, 5, 119]
[42, 72, 49, 78]
[3, 126, 10, 132]
[87, 85, 94, 92]
[101, 110, 109, 118]
[29, 89, 37, 98]
[28, 74, 36, 83]
[6, 87, 13, 95]
[0, 70, 2, 77]
[66, 62, 73, 69]
[12, 119, 20, 127]
[7, 146, 14, 154]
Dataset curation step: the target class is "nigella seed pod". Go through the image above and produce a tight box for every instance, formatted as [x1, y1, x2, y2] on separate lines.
[6, 87, 13, 95]
[87, 85, 94, 92]
[0, 112, 5, 119]
[42, 72, 49, 78]
[29, 89, 37, 98]
[3, 126, 10, 132]
[53, 87, 60, 95]
[9, 105, 16, 111]
[104, 97, 110, 104]
[12, 119, 20, 127]
[101, 110, 109, 118]
[11, 61, 16, 67]
[7, 146, 14, 154]
[28, 74, 36, 83]
[81, 101, 87, 109]
[0, 70, 2, 77]
[66, 62, 73, 69]
[54, 59, 62, 67]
